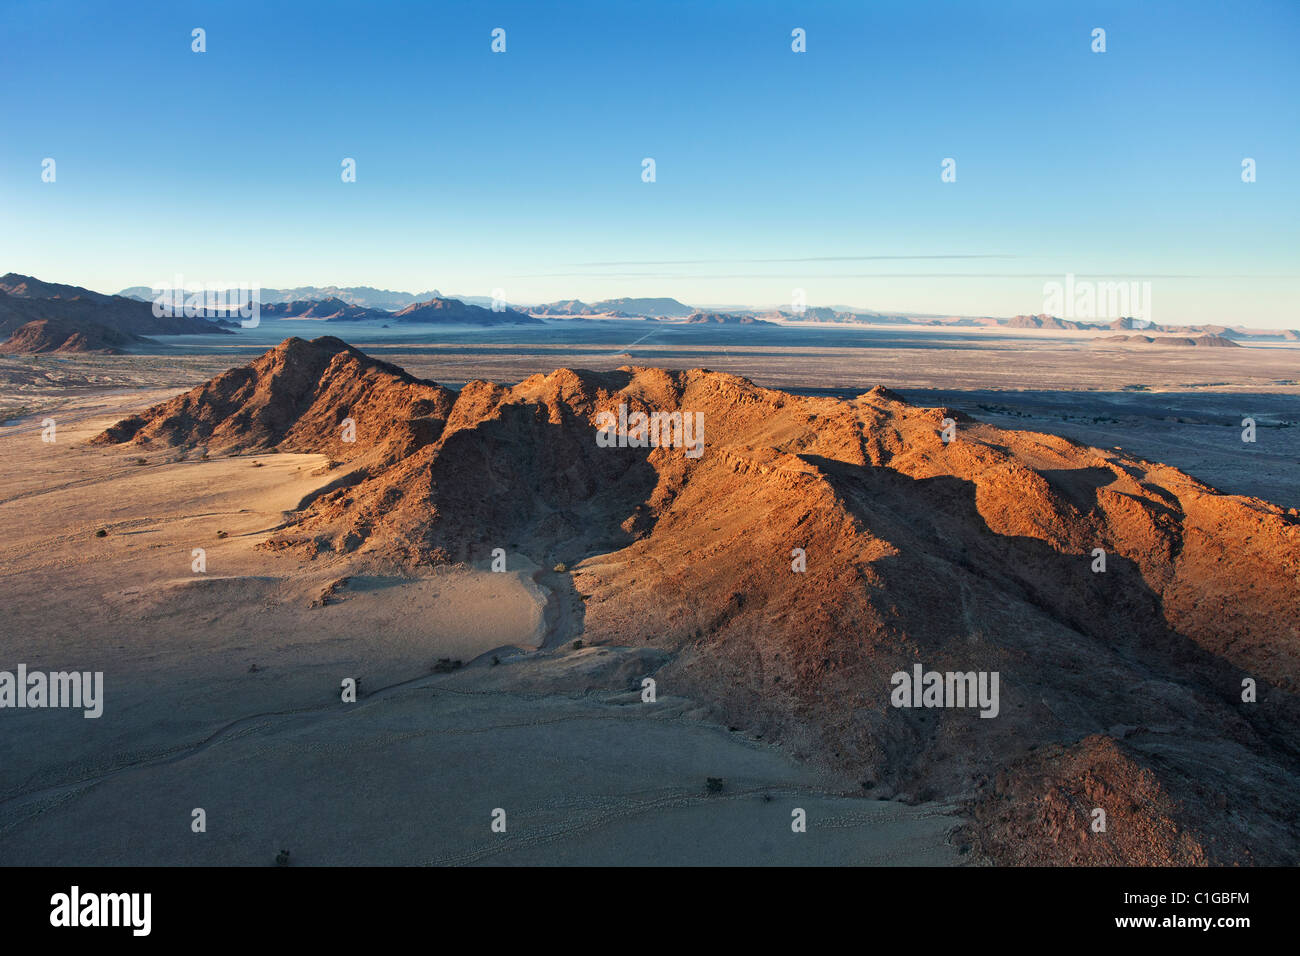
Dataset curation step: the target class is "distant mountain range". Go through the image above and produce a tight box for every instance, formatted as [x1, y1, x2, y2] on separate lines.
[120, 285, 442, 311]
[760, 308, 1300, 340]
[530, 297, 695, 318]
[260, 295, 542, 326]
[113, 280, 1300, 336]
[0, 273, 1296, 352]
[1006, 314, 1299, 340]
[529, 299, 600, 316]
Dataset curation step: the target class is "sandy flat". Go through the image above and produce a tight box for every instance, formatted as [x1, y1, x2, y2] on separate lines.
[0, 675, 958, 866]
[0, 394, 548, 795]
[0, 388, 961, 865]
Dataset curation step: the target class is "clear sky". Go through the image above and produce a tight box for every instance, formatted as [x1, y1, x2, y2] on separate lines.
[1, 0, 1297, 325]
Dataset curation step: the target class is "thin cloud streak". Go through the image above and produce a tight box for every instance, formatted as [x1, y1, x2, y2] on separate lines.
[516, 272, 1300, 280]
[564, 254, 1021, 267]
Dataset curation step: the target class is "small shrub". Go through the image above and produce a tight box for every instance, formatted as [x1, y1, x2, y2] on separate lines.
[94, 528, 108, 538]
[275, 849, 290, 866]
[706, 777, 725, 794]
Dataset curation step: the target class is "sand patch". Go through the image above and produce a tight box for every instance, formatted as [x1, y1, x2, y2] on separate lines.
[302, 569, 548, 660]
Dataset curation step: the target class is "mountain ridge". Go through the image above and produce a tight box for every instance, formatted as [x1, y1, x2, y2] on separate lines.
[1, 275, 232, 339]
[91, 336, 1300, 865]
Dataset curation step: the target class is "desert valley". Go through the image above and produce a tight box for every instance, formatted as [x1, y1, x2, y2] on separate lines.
[1, 273, 1297, 867]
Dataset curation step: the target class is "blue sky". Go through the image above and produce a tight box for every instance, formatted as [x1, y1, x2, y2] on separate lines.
[1, 0, 1297, 325]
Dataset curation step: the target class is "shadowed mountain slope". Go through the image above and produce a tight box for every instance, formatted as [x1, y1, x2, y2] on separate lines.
[0, 317, 144, 354]
[0, 275, 231, 336]
[391, 297, 541, 326]
[259, 298, 390, 321]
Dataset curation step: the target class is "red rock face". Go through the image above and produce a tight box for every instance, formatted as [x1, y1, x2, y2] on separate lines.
[91, 336, 455, 470]
[95, 337, 1300, 864]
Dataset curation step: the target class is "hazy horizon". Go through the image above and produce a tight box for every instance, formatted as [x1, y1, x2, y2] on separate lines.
[6, 271, 1295, 329]
[2, 0, 1298, 326]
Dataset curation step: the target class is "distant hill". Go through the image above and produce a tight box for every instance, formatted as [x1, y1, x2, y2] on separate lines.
[1, 275, 230, 337]
[530, 299, 595, 316]
[772, 307, 946, 325]
[1189, 334, 1241, 347]
[1006, 314, 1097, 331]
[261, 298, 389, 321]
[589, 297, 693, 318]
[772, 306, 843, 322]
[390, 297, 541, 326]
[91, 336, 452, 472]
[1098, 333, 1240, 347]
[684, 311, 775, 326]
[1222, 327, 1300, 342]
[1110, 317, 1152, 331]
[0, 317, 144, 354]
